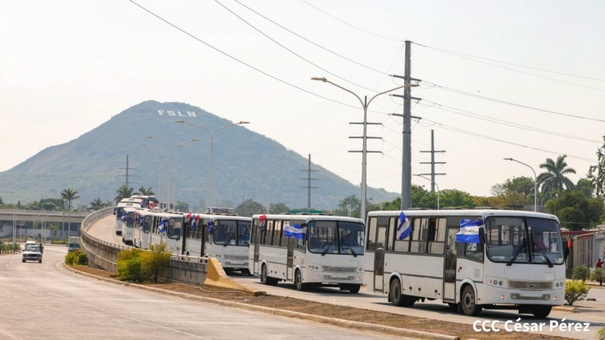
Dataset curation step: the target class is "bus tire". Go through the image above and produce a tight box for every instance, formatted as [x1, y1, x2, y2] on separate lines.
[348, 284, 361, 294]
[294, 269, 306, 291]
[389, 278, 414, 307]
[531, 305, 552, 318]
[260, 264, 278, 286]
[461, 285, 482, 316]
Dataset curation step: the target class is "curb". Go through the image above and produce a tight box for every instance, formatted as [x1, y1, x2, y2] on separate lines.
[63, 264, 458, 340]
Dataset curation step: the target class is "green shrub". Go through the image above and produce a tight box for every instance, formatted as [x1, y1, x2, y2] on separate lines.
[598, 326, 605, 340]
[145, 243, 172, 283]
[571, 265, 590, 281]
[565, 280, 591, 305]
[116, 248, 146, 282]
[591, 268, 605, 286]
[65, 249, 88, 266]
[116, 245, 171, 283]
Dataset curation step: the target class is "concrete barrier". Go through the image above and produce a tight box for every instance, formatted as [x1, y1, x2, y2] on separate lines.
[80, 208, 211, 286]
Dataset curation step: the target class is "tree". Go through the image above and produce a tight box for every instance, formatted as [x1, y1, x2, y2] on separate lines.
[537, 155, 576, 199]
[137, 186, 155, 196]
[545, 190, 605, 230]
[588, 136, 605, 197]
[174, 201, 189, 212]
[337, 195, 360, 217]
[236, 198, 266, 216]
[89, 198, 105, 211]
[61, 188, 80, 239]
[269, 202, 290, 214]
[575, 178, 594, 198]
[115, 185, 134, 203]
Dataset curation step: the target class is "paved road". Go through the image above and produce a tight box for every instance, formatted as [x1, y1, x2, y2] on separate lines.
[0, 245, 402, 340]
[89, 215, 605, 339]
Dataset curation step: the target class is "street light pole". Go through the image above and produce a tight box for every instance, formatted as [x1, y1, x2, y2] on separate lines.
[504, 157, 537, 212]
[145, 137, 199, 209]
[174, 120, 249, 210]
[311, 77, 417, 220]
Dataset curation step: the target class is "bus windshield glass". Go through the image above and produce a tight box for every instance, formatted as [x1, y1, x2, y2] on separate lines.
[308, 220, 365, 255]
[167, 217, 182, 240]
[485, 216, 564, 265]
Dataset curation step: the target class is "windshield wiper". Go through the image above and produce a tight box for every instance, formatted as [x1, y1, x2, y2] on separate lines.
[507, 240, 527, 267]
[535, 249, 554, 268]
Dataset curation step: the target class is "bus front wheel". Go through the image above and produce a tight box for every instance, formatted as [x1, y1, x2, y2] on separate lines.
[294, 270, 306, 291]
[260, 264, 277, 286]
[461, 285, 482, 316]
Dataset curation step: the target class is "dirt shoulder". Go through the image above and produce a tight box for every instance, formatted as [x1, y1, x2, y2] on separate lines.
[68, 265, 571, 340]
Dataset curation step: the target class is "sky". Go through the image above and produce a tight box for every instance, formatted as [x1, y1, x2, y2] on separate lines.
[1, 1, 604, 200]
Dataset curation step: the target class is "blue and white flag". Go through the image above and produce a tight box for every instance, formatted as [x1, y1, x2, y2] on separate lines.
[455, 219, 484, 243]
[207, 220, 214, 233]
[284, 223, 306, 240]
[159, 219, 167, 233]
[396, 211, 412, 240]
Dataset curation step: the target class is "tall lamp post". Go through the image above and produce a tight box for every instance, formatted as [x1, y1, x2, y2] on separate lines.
[311, 76, 417, 219]
[504, 157, 537, 212]
[416, 174, 440, 210]
[145, 137, 199, 209]
[174, 120, 249, 210]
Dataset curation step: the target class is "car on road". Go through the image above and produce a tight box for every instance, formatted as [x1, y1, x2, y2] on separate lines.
[22, 243, 43, 263]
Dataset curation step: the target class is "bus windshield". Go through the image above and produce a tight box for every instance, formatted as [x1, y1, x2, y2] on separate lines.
[167, 217, 182, 240]
[485, 216, 564, 265]
[308, 220, 365, 255]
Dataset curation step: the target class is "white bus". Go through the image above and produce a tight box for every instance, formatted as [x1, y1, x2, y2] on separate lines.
[365, 209, 566, 317]
[182, 212, 252, 273]
[249, 214, 365, 293]
[141, 211, 184, 254]
[113, 198, 145, 235]
[120, 206, 142, 245]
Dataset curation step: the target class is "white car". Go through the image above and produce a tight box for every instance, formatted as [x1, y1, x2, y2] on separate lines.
[22, 243, 43, 263]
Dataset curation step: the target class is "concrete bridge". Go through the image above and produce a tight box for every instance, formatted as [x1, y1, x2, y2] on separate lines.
[0, 209, 88, 240]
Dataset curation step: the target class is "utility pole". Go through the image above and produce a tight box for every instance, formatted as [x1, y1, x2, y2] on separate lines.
[391, 40, 422, 209]
[300, 154, 319, 210]
[417, 130, 446, 192]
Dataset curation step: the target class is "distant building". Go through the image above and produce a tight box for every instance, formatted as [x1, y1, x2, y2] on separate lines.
[562, 227, 605, 277]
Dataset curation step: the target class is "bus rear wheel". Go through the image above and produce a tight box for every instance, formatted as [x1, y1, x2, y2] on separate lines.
[389, 278, 414, 307]
[461, 285, 482, 316]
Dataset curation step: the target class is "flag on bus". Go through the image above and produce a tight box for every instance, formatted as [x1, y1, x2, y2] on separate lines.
[207, 220, 214, 233]
[285, 223, 306, 240]
[456, 219, 484, 243]
[159, 219, 167, 233]
[396, 211, 412, 240]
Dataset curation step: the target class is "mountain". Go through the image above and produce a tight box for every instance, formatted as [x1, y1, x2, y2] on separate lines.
[0, 101, 397, 210]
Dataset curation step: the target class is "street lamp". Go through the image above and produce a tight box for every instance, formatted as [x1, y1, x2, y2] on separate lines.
[311, 76, 418, 219]
[504, 157, 537, 212]
[416, 175, 440, 210]
[174, 120, 249, 210]
[145, 136, 199, 209]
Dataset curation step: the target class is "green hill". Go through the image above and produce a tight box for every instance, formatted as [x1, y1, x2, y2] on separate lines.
[0, 101, 397, 210]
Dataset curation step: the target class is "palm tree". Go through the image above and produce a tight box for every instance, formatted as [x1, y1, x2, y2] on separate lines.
[61, 188, 80, 240]
[537, 155, 576, 199]
[137, 186, 155, 196]
[89, 198, 105, 211]
[114, 185, 134, 203]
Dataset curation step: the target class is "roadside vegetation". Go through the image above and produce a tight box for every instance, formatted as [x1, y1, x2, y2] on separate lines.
[116, 243, 171, 283]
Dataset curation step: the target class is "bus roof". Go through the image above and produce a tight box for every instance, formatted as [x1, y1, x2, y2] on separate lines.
[367, 209, 559, 221]
[251, 213, 364, 224]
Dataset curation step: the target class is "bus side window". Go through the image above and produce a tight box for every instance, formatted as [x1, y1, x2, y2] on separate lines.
[428, 218, 446, 255]
[464, 243, 484, 261]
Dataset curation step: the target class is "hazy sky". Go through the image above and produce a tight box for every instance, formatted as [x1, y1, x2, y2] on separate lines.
[2, 1, 604, 199]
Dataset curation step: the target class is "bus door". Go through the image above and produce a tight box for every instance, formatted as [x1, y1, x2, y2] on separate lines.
[251, 222, 261, 275]
[373, 224, 387, 292]
[286, 237, 295, 281]
[443, 227, 458, 303]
